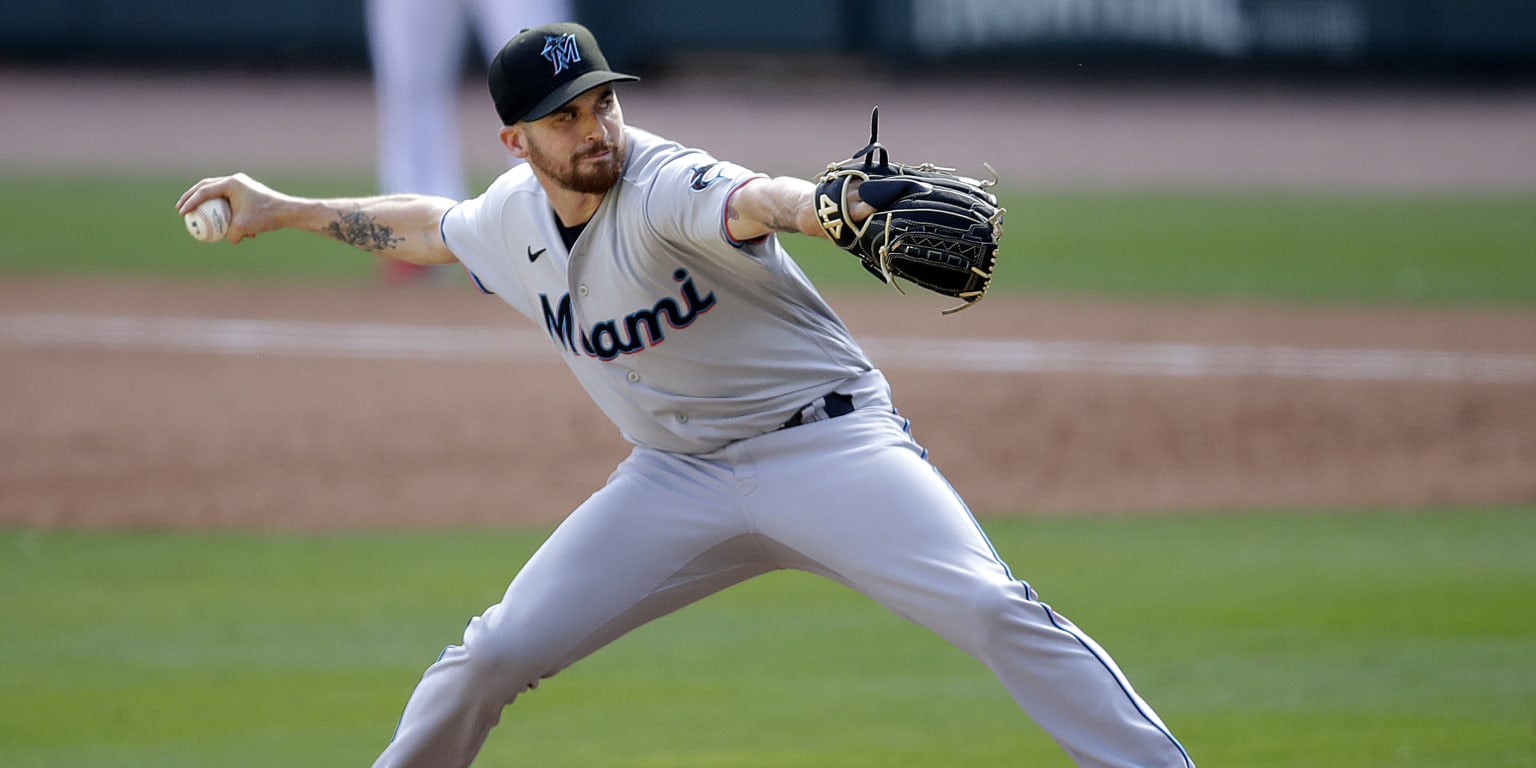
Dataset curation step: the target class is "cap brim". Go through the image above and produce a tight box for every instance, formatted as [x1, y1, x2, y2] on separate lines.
[521, 71, 640, 123]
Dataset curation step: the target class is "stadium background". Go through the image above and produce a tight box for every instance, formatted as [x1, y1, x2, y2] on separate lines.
[2, 2, 1534, 766]
[7, 0, 1536, 75]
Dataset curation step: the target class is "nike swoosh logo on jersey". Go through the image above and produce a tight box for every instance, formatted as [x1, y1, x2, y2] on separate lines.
[527, 246, 547, 263]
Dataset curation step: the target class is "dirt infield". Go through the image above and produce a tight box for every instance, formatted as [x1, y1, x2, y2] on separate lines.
[4, 277, 1533, 529]
[2, 69, 1535, 529]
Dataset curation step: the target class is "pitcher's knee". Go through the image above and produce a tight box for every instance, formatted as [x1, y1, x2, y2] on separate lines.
[459, 618, 564, 697]
[953, 579, 1053, 652]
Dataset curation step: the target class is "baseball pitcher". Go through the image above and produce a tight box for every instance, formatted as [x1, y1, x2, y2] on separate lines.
[176, 23, 1193, 768]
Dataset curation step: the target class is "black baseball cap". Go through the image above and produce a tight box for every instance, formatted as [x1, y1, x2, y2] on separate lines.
[488, 23, 639, 125]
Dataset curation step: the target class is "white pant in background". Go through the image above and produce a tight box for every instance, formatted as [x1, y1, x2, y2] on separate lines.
[366, 0, 572, 199]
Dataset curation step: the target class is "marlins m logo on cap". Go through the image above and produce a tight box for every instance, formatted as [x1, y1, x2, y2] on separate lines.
[542, 33, 582, 75]
[489, 23, 639, 125]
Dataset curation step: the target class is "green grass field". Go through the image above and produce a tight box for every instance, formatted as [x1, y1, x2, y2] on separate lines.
[4, 177, 1534, 765]
[1, 174, 1533, 305]
[2, 508, 1532, 767]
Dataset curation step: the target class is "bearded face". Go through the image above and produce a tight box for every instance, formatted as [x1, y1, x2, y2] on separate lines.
[523, 125, 627, 195]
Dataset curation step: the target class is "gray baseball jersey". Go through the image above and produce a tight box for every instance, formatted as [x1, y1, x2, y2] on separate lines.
[377, 126, 1194, 768]
[443, 127, 873, 453]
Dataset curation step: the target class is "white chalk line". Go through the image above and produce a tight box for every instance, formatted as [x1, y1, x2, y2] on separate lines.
[3, 314, 1536, 383]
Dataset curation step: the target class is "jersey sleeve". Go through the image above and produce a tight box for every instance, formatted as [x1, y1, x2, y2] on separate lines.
[440, 183, 515, 299]
[642, 155, 768, 251]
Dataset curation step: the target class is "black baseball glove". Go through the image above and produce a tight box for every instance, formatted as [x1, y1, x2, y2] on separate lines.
[813, 107, 1005, 314]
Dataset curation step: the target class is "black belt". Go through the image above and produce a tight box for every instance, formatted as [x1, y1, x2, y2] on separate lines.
[781, 392, 856, 430]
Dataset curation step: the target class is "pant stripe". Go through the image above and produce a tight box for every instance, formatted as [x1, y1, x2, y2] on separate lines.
[1037, 604, 1195, 767]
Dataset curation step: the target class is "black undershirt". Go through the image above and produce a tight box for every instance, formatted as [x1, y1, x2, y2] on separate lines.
[556, 217, 586, 251]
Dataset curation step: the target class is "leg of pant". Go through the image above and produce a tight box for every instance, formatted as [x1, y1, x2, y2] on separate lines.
[373, 449, 772, 768]
[366, 0, 468, 198]
[744, 409, 1194, 767]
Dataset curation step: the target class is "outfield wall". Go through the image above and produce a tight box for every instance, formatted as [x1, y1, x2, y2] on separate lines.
[2, 0, 1532, 76]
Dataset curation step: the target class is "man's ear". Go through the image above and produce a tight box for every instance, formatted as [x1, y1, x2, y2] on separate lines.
[500, 125, 529, 159]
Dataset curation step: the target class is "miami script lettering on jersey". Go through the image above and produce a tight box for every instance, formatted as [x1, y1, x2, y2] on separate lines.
[540, 268, 716, 361]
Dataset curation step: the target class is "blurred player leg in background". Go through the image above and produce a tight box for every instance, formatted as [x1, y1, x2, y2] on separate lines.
[366, 0, 572, 284]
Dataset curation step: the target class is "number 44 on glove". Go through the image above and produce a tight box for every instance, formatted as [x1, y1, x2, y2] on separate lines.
[814, 107, 1006, 314]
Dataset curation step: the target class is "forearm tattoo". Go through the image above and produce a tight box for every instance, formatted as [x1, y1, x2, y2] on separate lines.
[765, 207, 800, 234]
[325, 210, 405, 252]
[729, 197, 801, 234]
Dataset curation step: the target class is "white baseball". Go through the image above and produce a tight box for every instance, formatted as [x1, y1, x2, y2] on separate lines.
[184, 197, 231, 242]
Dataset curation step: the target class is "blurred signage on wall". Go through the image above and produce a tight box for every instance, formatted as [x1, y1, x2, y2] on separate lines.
[909, 0, 1366, 60]
[3, 0, 1531, 75]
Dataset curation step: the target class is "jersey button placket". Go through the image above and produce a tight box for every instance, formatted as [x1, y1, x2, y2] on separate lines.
[626, 371, 640, 383]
